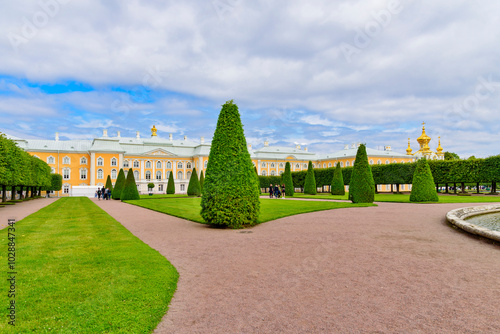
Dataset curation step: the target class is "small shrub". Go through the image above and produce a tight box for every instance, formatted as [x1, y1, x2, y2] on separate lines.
[304, 161, 317, 195]
[112, 169, 126, 199]
[121, 168, 140, 201]
[187, 168, 201, 196]
[331, 162, 345, 195]
[410, 158, 439, 202]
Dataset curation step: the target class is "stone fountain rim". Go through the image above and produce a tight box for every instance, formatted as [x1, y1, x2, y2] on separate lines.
[446, 205, 500, 242]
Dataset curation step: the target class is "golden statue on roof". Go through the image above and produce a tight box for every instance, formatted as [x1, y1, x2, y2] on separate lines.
[151, 125, 157, 137]
[406, 122, 444, 160]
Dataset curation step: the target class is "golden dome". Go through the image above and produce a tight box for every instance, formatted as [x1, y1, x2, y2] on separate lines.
[436, 137, 443, 153]
[416, 122, 432, 153]
[406, 138, 412, 155]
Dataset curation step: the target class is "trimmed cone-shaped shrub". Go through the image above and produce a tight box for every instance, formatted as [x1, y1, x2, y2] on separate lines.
[349, 144, 375, 203]
[254, 166, 261, 194]
[410, 158, 439, 202]
[105, 175, 113, 192]
[283, 161, 294, 197]
[303, 161, 317, 195]
[112, 169, 126, 199]
[331, 162, 345, 195]
[187, 168, 201, 196]
[200, 100, 260, 228]
[199, 170, 204, 191]
[121, 168, 140, 201]
[167, 171, 175, 194]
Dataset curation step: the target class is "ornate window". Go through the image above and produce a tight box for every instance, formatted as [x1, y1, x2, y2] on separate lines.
[303, 164, 307, 168]
[156, 171, 162, 180]
[271, 170, 276, 176]
[166, 171, 171, 178]
[63, 168, 70, 180]
[186, 162, 192, 169]
[346, 161, 350, 167]
[270, 163, 275, 168]
[111, 158, 117, 166]
[167, 161, 172, 169]
[51, 167, 55, 173]
[124, 160, 130, 168]
[111, 169, 117, 179]
[133, 160, 140, 168]
[145, 161, 152, 169]
[369, 160, 374, 165]
[328, 163, 332, 167]
[204, 161, 208, 168]
[63, 184, 70, 194]
[158, 184, 164, 192]
[261, 162, 266, 167]
[295, 164, 299, 169]
[80, 168, 87, 180]
[134, 171, 139, 180]
[97, 169, 103, 179]
[323, 163, 326, 168]
[340, 161, 344, 167]
[385, 160, 390, 164]
[145, 171, 151, 180]
[80, 157, 87, 165]
[156, 161, 162, 169]
[261, 170, 267, 176]
[279, 163, 284, 168]
[177, 171, 183, 179]
[97, 157, 103, 166]
[377, 160, 382, 165]
[63, 156, 70, 164]
[47, 156, 55, 164]
[180, 184, 185, 191]
[177, 162, 183, 169]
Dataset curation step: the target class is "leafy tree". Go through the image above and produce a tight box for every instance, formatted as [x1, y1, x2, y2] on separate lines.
[167, 171, 175, 194]
[120, 168, 140, 201]
[105, 175, 114, 192]
[331, 162, 345, 195]
[444, 152, 460, 160]
[410, 158, 439, 202]
[147, 182, 155, 190]
[303, 161, 317, 195]
[200, 100, 260, 228]
[199, 170, 204, 191]
[112, 169, 126, 199]
[45, 174, 62, 197]
[283, 161, 294, 197]
[187, 168, 201, 196]
[349, 144, 375, 203]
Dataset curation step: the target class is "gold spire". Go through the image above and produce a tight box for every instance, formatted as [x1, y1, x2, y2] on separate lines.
[151, 125, 157, 137]
[436, 136, 443, 153]
[406, 138, 412, 155]
[417, 122, 432, 153]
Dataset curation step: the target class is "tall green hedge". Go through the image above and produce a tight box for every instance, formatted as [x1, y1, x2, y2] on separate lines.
[349, 144, 375, 203]
[200, 100, 260, 228]
[167, 171, 175, 194]
[112, 169, 126, 199]
[187, 168, 201, 196]
[410, 159, 438, 202]
[283, 161, 294, 197]
[120, 168, 140, 201]
[303, 161, 317, 195]
[331, 162, 345, 195]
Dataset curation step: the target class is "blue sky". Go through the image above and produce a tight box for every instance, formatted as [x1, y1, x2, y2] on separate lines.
[1, 0, 499, 158]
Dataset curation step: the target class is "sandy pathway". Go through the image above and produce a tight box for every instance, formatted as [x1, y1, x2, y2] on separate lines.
[0, 197, 59, 229]
[93, 199, 500, 333]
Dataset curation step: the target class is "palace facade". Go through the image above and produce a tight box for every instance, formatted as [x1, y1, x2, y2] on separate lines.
[7, 124, 442, 196]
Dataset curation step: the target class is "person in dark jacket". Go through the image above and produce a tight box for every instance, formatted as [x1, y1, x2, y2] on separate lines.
[269, 184, 274, 198]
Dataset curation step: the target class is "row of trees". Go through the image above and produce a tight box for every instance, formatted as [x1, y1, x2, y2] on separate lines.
[0, 133, 55, 202]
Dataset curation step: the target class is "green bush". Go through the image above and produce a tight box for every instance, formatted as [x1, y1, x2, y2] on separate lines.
[147, 182, 155, 190]
[121, 168, 140, 201]
[200, 100, 260, 228]
[112, 169, 125, 200]
[105, 175, 114, 192]
[167, 171, 175, 194]
[199, 170, 204, 191]
[187, 168, 201, 196]
[304, 161, 317, 195]
[410, 159, 439, 202]
[283, 161, 294, 197]
[331, 162, 345, 195]
[349, 144, 375, 203]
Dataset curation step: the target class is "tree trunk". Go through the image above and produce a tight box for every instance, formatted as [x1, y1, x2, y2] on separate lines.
[375, 184, 379, 194]
[25, 187, 29, 199]
[395, 184, 400, 193]
[1, 185, 6, 202]
[445, 183, 449, 194]
[492, 181, 497, 194]
[476, 182, 480, 194]
[461, 182, 466, 193]
[19, 186, 23, 199]
[390, 184, 394, 193]
[453, 183, 457, 194]
[11, 186, 16, 200]
[436, 183, 439, 193]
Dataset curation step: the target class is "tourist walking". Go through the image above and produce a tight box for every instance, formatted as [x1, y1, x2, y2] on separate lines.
[281, 184, 286, 199]
[269, 184, 274, 198]
[274, 184, 280, 198]
[97, 189, 101, 200]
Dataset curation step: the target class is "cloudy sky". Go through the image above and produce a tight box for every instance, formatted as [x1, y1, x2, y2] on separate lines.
[1, 0, 499, 158]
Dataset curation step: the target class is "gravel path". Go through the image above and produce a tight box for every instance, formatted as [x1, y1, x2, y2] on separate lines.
[93, 199, 500, 333]
[0, 197, 59, 229]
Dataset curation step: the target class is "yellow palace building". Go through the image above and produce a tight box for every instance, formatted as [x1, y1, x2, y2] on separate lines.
[7, 124, 443, 196]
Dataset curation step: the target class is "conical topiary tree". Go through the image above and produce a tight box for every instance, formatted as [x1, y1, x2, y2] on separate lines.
[200, 100, 260, 228]
[167, 171, 175, 194]
[105, 175, 113, 192]
[199, 170, 204, 191]
[254, 165, 261, 194]
[331, 162, 345, 195]
[283, 161, 294, 197]
[349, 144, 375, 203]
[120, 168, 140, 201]
[112, 169, 126, 199]
[303, 161, 317, 195]
[410, 158, 439, 202]
[187, 168, 201, 196]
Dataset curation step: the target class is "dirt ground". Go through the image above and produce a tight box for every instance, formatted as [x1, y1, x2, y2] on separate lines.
[93, 199, 500, 334]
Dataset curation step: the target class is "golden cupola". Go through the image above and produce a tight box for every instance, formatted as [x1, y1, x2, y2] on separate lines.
[151, 125, 158, 137]
[417, 122, 432, 153]
[406, 138, 412, 155]
[436, 137, 443, 154]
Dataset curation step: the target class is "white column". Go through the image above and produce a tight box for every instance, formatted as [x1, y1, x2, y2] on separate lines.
[276, 161, 279, 175]
[152, 159, 156, 181]
[119, 153, 123, 168]
[172, 160, 177, 178]
[198, 156, 203, 174]
[140, 160, 145, 180]
[90, 152, 95, 186]
[257, 160, 261, 175]
[163, 160, 166, 181]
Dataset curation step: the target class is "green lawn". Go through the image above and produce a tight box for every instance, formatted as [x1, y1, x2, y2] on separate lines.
[0, 197, 178, 333]
[292, 193, 500, 203]
[125, 197, 374, 225]
[139, 194, 189, 199]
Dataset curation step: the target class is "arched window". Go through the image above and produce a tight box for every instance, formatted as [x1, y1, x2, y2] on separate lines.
[261, 162, 266, 167]
[303, 164, 307, 168]
[145, 161, 152, 169]
[186, 162, 192, 169]
[167, 161, 172, 169]
[369, 160, 374, 165]
[63, 156, 70, 164]
[80, 168, 87, 180]
[178, 162, 183, 169]
[62, 168, 70, 180]
[346, 161, 350, 167]
[340, 161, 344, 167]
[123, 160, 130, 167]
[97, 169, 103, 179]
[270, 170, 275, 176]
[111, 169, 117, 179]
[177, 171, 183, 179]
[187, 171, 192, 179]
[97, 157, 103, 166]
[377, 160, 381, 165]
[133, 160, 140, 168]
[124, 170, 128, 177]
[47, 156, 55, 164]
[328, 163, 332, 167]
[392, 160, 397, 163]
[145, 171, 151, 180]
[295, 164, 299, 169]
[134, 171, 139, 180]
[323, 163, 326, 168]
[80, 157, 87, 165]
[261, 170, 267, 176]
[51, 167, 55, 173]
[270, 163, 275, 168]
[111, 158, 117, 166]
[204, 161, 208, 168]
[156, 171, 162, 180]
[156, 161, 162, 169]
[385, 160, 390, 164]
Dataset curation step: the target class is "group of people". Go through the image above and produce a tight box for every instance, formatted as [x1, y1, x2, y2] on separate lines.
[95, 187, 112, 200]
[269, 184, 285, 199]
